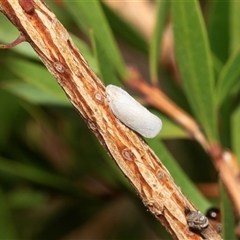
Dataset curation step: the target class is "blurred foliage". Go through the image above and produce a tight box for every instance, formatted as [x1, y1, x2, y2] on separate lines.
[0, 0, 239, 239]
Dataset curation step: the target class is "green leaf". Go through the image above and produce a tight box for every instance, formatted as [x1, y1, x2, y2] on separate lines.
[8, 189, 47, 209]
[207, 1, 229, 63]
[220, 182, 237, 240]
[147, 139, 211, 212]
[212, 52, 223, 80]
[229, 1, 240, 52]
[65, 1, 127, 78]
[2, 81, 71, 106]
[3, 58, 69, 104]
[171, 0, 217, 142]
[217, 46, 240, 105]
[0, 157, 81, 198]
[90, 30, 120, 86]
[149, 1, 169, 83]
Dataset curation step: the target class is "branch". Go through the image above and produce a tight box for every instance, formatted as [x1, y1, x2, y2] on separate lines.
[0, 0, 221, 239]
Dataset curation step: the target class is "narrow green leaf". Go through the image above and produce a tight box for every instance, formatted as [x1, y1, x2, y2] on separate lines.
[90, 30, 119, 86]
[171, 0, 217, 142]
[65, 1, 127, 78]
[229, 1, 240, 52]
[212, 52, 223, 80]
[3, 58, 69, 104]
[207, 1, 229, 63]
[149, 1, 169, 83]
[147, 139, 211, 212]
[2, 81, 71, 106]
[8, 189, 47, 209]
[217, 46, 240, 105]
[220, 182, 237, 240]
[0, 157, 81, 198]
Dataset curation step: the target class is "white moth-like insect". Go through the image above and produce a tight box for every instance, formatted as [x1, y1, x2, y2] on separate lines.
[106, 85, 162, 138]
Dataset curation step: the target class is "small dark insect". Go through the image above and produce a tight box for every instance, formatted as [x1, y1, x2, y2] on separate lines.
[185, 207, 209, 231]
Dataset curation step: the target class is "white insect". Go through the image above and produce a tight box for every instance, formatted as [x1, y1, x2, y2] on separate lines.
[106, 85, 162, 138]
